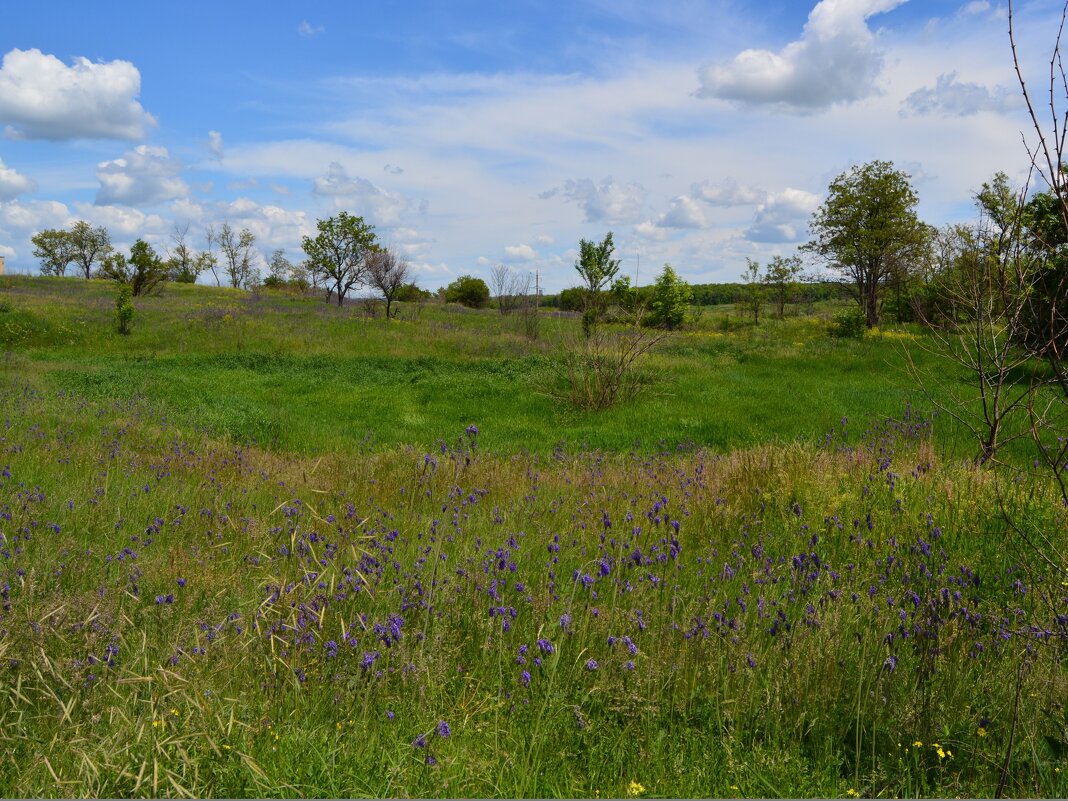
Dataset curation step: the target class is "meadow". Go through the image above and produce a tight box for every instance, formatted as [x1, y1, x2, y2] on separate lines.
[0, 275, 1065, 797]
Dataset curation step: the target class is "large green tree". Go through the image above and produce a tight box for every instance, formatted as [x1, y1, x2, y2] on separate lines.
[803, 160, 926, 327]
[301, 212, 377, 306]
[30, 229, 75, 276]
[69, 220, 112, 279]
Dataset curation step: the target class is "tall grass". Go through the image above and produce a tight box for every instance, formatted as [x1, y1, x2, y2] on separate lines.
[0, 387, 1064, 797]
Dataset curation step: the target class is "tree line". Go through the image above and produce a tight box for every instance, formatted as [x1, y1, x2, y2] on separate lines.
[30, 213, 419, 318]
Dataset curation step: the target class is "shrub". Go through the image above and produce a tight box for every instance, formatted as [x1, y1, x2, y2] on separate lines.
[647, 264, 692, 329]
[116, 283, 133, 335]
[830, 308, 867, 339]
[558, 287, 585, 312]
[443, 275, 490, 308]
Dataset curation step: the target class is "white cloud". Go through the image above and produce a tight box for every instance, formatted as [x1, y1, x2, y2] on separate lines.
[503, 243, 537, 261]
[656, 195, 707, 229]
[0, 158, 35, 200]
[298, 21, 325, 38]
[73, 201, 167, 238]
[312, 161, 411, 224]
[691, 178, 766, 206]
[208, 130, 224, 159]
[958, 1, 990, 16]
[544, 177, 646, 224]
[0, 198, 71, 232]
[697, 0, 906, 112]
[96, 145, 188, 206]
[0, 48, 155, 140]
[217, 198, 315, 250]
[745, 188, 820, 243]
[633, 220, 672, 241]
[901, 71, 1022, 116]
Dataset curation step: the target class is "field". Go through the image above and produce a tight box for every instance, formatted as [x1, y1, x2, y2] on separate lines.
[0, 276, 1065, 797]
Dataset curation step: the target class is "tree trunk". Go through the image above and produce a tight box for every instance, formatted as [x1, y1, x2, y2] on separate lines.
[865, 285, 880, 328]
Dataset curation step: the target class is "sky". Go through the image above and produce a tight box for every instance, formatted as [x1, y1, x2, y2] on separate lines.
[0, 0, 1062, 291]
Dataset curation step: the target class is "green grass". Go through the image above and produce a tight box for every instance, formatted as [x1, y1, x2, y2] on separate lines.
[0, 275, 1064, 797]
[0, 276, 1024, 460]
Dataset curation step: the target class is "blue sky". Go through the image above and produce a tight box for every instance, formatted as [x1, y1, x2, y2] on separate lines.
[0, 0, 1060, 290]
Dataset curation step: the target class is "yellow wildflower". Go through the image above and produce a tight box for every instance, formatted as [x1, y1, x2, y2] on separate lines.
[627, 780, 645, 796]
[847, 788, 861, 798]
[977, 727, 987, 737]
[936, 746, 946, 760]
[913, 740, 923, 747]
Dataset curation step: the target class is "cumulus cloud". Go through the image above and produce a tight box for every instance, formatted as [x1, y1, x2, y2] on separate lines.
[0, 158, 35, 200]
[744, 188, 820, 243]
[297, 21, 325, 37]
[0, 48, 156, 140]
[208, 130, 224, 159]
[901, 71, 1022, 116]
[542, 177, 646, 224]
[217, 197, 315, 249]
[503, 243, 537, 261]
[697, 0, 905, 112]
[312, 161, 410, 223]
[691, 178, 766, 206]
[656, 195, 707, 229]
[72, 201, 167, 238]
[0, 198, 71, 232]
[633, 219, 672, 241]
[96, 145, 188, 205]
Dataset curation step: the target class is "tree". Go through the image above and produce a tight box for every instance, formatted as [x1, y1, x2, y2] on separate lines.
[263, 249, 294, 289]
[99, 239, 167, 296]
[68, 221, 112, 279]
[201, 225, 221, 287]
[490, 264, 528, 314]
[167, 223, 200, 283]
[575, 232, 622, 336]
[218, 223, 257, 289]
[443, 275, 490, 308]
[802, 160, 927, 328]
[127, 239, 168, 296]
[301, 212, 377, 306]
[763, 255, 803, 319]
[116, 283, 133, 335]
[648, 264, 692, 329]
[31, 229, 74, 276]
[740, 258, 764, 324]
[366, 248, 411, 319]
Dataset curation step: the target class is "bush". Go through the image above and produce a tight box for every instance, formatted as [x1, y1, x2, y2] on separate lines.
[116, 283, 133, 335]
[395, 282, 432, 302]
[647, 264, 692, 330]
[830, 308, 867, 339]
[443, 275, 490, 308]
[558, 287, 585, 312]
